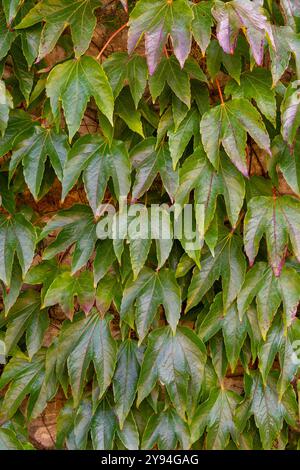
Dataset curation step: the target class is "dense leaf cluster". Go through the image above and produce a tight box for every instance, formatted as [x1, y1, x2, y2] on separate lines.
[0, 0, 300, 450]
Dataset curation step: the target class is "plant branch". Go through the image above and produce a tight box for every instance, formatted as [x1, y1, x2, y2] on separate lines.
[96, 22, 128, 60]
[215, 78, 224, 105]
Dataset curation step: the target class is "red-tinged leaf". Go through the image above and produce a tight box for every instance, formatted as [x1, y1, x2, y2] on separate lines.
[212, 0, 269, 65]
[128, 0, 193, 74]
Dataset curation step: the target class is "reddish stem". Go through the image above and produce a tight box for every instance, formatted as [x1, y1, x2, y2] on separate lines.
[96, 22, 128, 60]
[215, 78, 224, 105]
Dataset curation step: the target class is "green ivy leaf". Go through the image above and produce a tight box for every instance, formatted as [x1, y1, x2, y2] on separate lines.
[43, 270, 95, 320]
[222, 302, 247, 371]
[0, 110, 36, 158]
[11, 41, 34, 105]
[137, 326, 206, 417]
[206, 39, 242, 84]
[271, 135, 300, 196]
[278, 319, 300, 399]
[191, 386, 242, 450]
[16, 0, 100, 60]
[0, 427, 26, 450]
[142, 407, 191, 450]
[121, 268, 181, 343]
[40, 205, 97, 274]
[236, 371, 298, 449]
[244, 195, 300, 276]
[46, 56, 114, 141]
[130, 137, 178, 201]
[187, 231, 246, 313]
[2, 0, 23, 25]
[175, 146, 245, 230]
[281, 81, 300, 145]
[62, 135, 130, 216]
[9, 126, 69, 200]
[201, 98, 271, 176]
[115, 87, 144, 137]
[225, 68, 277, 126]
[0, 79, 13, 136]
[3, 290, 49, 359]
[0, 351, 50, 421]
[168, 107, 199, 169]
[95, 270, 122, 315]
[127, 55, 148, 108]
[113, 339, 141, 429]
[93, 240, 116, 285]
[90, 398, 117, 450]
[0, 9, 16, 60]
[191, 1, 213, 56]
[149, 56, 191, 107]
[0, 212, 36, 287]
[56, 311, 117, 406]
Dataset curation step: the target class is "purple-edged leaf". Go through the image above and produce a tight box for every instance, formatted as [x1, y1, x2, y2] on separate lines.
[212, 0, 268, 66]
[128, 0, 193, 75]
[280, 0, 300, 29]
[281, 81, 300, 145]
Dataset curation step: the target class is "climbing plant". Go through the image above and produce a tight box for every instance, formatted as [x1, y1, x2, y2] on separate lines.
[0, 0, 300, 451]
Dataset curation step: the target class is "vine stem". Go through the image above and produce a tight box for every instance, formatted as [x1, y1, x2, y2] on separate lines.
[96, 22, 128, 60]
[231, 210, 244, 234]
[215, 78, 224, 105]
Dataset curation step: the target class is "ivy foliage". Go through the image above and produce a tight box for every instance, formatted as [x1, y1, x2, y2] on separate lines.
[0, 0, 300, 451]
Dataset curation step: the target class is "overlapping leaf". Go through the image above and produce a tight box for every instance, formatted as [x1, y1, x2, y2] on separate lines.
[0, 213, 36, 286]
[137, 326, 206, 417]
[244, 195, 300, 276]
[40, 205, 97, 274]
[46, 56, 114, 140]
[121, 268, 181, 343]
[187, 230, 246, 313]
[9, 126, 69, 199]
[62, 135, 131, 216]
[43, 270, 95, 320]
[0, 79, 13, 136]
[212, 0, 269, 65]
[128, 0, 193, 74]
[16, 0, 100, 60]
[200, 98, 271, 176]
[56, 311, 117, 406]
